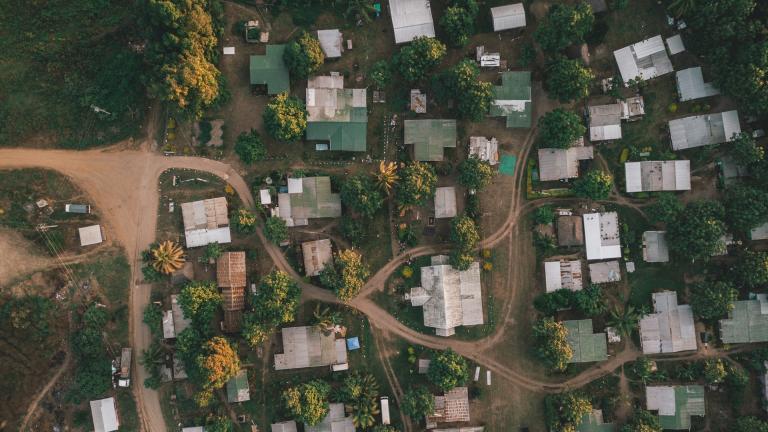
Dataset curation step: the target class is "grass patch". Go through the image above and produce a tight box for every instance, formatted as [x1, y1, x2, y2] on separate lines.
[116, 388, 139, 431]
[627, 264, 685, 308]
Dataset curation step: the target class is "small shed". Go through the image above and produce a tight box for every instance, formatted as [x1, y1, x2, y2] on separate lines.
[418, 358, 431, 374]
[260, 189, 272, 205]
[271, 421, 298, 432]
[346, 337, 360, 350]
[79, 225, 104, 246]
[226, 369, 251, 403]
[468, 136, 499, 165]
[543, 260, 583, 292]
[410, 89, 427, 113]
[223, 46, 235, 55]
[557, 215, 584, 247]
[317, 29, 343, 58]
[434, 187, 457, 218]
[665, 34, 685, 55]
[302, 239, 333, 277]
[90, 397, 119, 432]
[490, 3, 526, 32]
[588, 260, 621, 284]
[642, 231, 669, 262]
[162, 310, 175, 339]
[65, 204, 90, 214]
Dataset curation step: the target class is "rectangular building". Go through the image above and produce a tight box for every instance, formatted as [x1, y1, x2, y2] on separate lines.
[669, 110, 741, 150]
[624, 160, 691, 192]
[583, 212, 622, 261]
[640, 291, 696, 354]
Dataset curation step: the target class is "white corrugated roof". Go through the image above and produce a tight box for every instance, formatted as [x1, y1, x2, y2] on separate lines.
[544, 261, 563, 292]
[643, 231, 670, 263]
[669, 111, 741, 150]
[317, 29, 342, 58]
[260, 189, 272, 205]
[750, 222, 768, 240]
[624, 160, 691, 192]
[590, 125, 622, 141]
[162, 310, 175, 339]
[646, 386, 676, 415]
[583, 213, 622, 261]
[588, 260, 621, 284]
[614, 35, 673, 83]
[491, 3, 526, 31]
[640, 291, 697, 354]
[79, 225, 103, 246]
[543, 260, 583, 292]
[90, 397, 119, 432]
[388, 0, 435, 44]
[676, 67, 719, 102]
[288, 178, 304, 193]
[665, 34, 685, 55]
[633, 35, 665, 58]
[185, 227, 231, 248]
[435, 186, 457, 218]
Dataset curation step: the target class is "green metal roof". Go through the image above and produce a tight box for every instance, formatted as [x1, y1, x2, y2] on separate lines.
[404, 119, 457, 161]
[489, 71, 532, 128]
[249, 44, 290, 94]
[226, 370, 250, 402]
[720, 297, 768, 343]
[577, 410, 614, 432]
[305, 87, 368, 151]
[564, 319, 608, 363]
[306, 121, 367, 151]
[658, 386, 705, 430]
[289, 177, 342, 219]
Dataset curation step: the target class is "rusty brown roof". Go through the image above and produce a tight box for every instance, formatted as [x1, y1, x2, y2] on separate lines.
[222, 286, 246, 312]
[217, 251, 247, 288]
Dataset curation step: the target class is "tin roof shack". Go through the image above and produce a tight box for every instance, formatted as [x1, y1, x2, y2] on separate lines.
[79, 225, 104, 246]
[613, 35, 673, 84]
[543, 260, 584, 292]
[720, 294, 768, 344]
[642, 231, 670, 263]
[302, 239, 333, 277]
[468, 136, 499, 165]
[490, 71, 532, 128]
[118, 348, 132, 387]
[277, 177, 342, 227]
[388, 0, 435, 43]
[274, 326, 348, 370]
[408, 256, 484, 337]
[434, 187, 457, 219]
[306, 403, 355, 432]
[171, 294, 192, 336]
[583, 212, 621, 261]
[665, 34, 685, 55]
[538, 140, 594, 181]
[625, 160, 691, 193]
[490, 3, 526, 32]
[576, 409, 614, 432]
[404, 119, 457, 161]
[317, 29, 342, 58]
[90, 397, 119, 432]
[305, 75, 367, 152]
[751, 222, 768, 241]
[588, 97, 644, 142]
[668, 110, 741, 150]
[181, 197, 231, 248]
[557, 215, 584, 247]
[65, 204, 91, 214]
[675, 67, 719, 101]
[217, 251, 246, 332]
[588, 260, 621, 284]
[645, 385, 705, 430]
[564, 319, 608, 363]
[226, 369, 251, 403]
[426, 387, 471, 428]
[640, 291, 697, 354]
[271, 421, 298, 432]
[249, 45, 290, 94]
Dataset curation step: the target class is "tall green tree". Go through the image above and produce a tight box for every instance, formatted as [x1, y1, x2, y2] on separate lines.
[395, 37, 447, 83]
[647, 192, 683, 224]
[427, 349, 469, 391]
[450, 215, 480, 251]
[723, 184, 768, 233]
[264, 216, 288, 245]
[178, 281, 222, 330]
[733, 417, 768, 432]
[667, 200, 726, 262]
[284, 31, 324, 80]
[538, 109, 586, 149]
[573, 169, 613, 200]
[534, 2, 594, 53]
[574, 284, 605, 316]
[400, 386, 435, 418]
[459, 157, 494, 190]
[263, 92, 307, 142]
[395, 162, 438, 209]
[533, 317, 573, 372]
[234, 129, 266, 164]
[432, 59, 493, 121]
[690, 280, 737, 320]
[730, 132, 764, 167]
[283, 380, 331, 426]
[341, 175, 385, 218]
[320, 249, 370, 301]
[545, 57, 593, 102]
[252, 270, 301, 327]
[732, 250, 768, 289]
[439, 0, 479, 47]
[621, 409, 661, 432]
[544, 392, 592, 432]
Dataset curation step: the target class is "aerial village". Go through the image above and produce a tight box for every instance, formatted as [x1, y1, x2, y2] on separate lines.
[2, 0, 768, 432]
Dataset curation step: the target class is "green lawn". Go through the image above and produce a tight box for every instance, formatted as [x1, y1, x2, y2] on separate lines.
[627, 264, 685, 309]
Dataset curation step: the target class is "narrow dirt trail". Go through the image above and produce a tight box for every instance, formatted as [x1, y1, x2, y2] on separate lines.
[18, 339, 71, 430]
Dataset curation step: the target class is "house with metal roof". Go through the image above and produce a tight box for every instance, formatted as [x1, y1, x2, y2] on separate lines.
[676, 67, 719, 102]
[306, 75, 367, 152]
[588, 103, 622, 141]
[613, 35, 673, 84]
[302, 239, 333, 277]
[65, 203, 90, 214]
[576, 409, 614, 432]
[719, 155, 749, 187]
[543, 260, 583, 292]
[668, 110, 741, 151]
[317, 29, 342, 58]
[181, 427, 204, 432]
[306, 403, 355, 432]
[751, 222, 768, 240]
[404, 119, 457, 161]
[162, 309, 175, 339]
[79, 225, 104, 246]
[226, 369, 250, 402]
[408, 256, 484, 337]
[640, 291, 697, 354]
[271, 421, 298, 432]
[217, 251, 246, 332]
[435, 187, 457, 219]
[558, 215, 584, 247]
[274, 326, 348, 370]
[589, 260, 621, 284]
[538, 141, 594, 181]
[489, 71, 532, 128]
[646, 385, 705, 430]
[388, 0, 435, 43]
[720, 295, 768, 344]
[490, 3, 526, 32]
[250, 44, 290, 94]
[171, 294, 192, 336]
[277, 177, 342, 227]
[642, 231, 669, 263]
[665, 34, 685, 55]
[583, 212, 622, 261]
[624, 160, 691, 192]
[181, 197, 231, 248]
[469, 136, 499, 165]
[427, 387, 471, 428]
[90, 397, 119, 432]
[564, 319, 608, 363]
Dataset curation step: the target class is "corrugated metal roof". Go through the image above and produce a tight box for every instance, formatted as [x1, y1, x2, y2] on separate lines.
[171, 294, 192, 336]
[250, 44, 290, 94]
[388, 0, 435, 43]
[469, 137, 499, 165]
[491, 3, 526, 31]
[642, 231, 669, 263]
[435, 187, 457, 218]
[583, 212, 622, 261]
[428, 387, 471, 424]
[589, 103, 622, 141]
[576, 409, 614, 432]
[640, 291, 696, 354]
[565, 319, 608, 363]
[720, 297, 768, 343]
[306, 403, 355, 432]
[490, 72, 532, 128]
[79, 225, 103, 246]
[750, 222, 768, 240]
[666, 34, 685, 55]
[271, 421, 298, 432]
[90, 397, 119, 432]
[669, 111, 741, 150]
[217, 251, 247, 288]
[647, 385, 705, 430]
[317, 29, 342, 58]
[538, 145, 593, 181]
[543, 260, 583, 292]
[306, 78, 367, 151]
[588, 260, 621, 284]
[226, 369, 250, 402]
[302, 239, 333, 277]
[404, 119, 457, 161]
[280, 177, 341, 223]
[614, 35, 673, 83]
[274, 326, 348, 370]
[624, 160, 691, 192]
[558, 215, 584, 246]
[676, 67, 719, 101]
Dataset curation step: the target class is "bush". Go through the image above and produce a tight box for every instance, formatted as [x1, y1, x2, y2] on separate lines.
[544, 57, 594, 102]
[233, 208, 258, 234]
[369, 60, 391, 89]
[340, 217, 366, 247]
[264, 216, 288, 245]
[143, 303, 164, 338]
[532, 206, 555, 225]
[264, 93, 307, 142]
[537, 108, 586, 149]
[534, 289, 576, 315]
[234, 129, 266, 164]
[427, 349, 469, 391]
[573, 169, 613, 200]
[284, 32, 324, 80]
[395, 37, 446, 83]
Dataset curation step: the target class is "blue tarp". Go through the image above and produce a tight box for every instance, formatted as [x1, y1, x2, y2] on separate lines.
[346, 337, 360, 350]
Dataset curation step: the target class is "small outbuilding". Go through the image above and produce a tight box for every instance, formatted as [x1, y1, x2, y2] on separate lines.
[226, 369, 251, 403]
[78, 225, 104, 246]
[675, 67, 719, 102]
[583, 212, 621, 261]
[434, 187, 457, 218]
[538, 140, 594, 181]
[624, 160, 691, 192]
[665, 34, 685, 55]
[751, 222, 768, 241]
[317, 29, 342, 58]
[642, 231, 669, 263]
[557, 215, 584, 247]
[669, 110, 741, 150]
[490, 3, 526, 32]
[90, 397, 119, 432]
[468, 136, 499, 165]
[427, 387, 471, 428]
[271, 421, 298, 432]
[543, 260, 583, 292]
[588, 260, 621, 284]
[490, 71, 532, 128]
[302, 239, 333, 277]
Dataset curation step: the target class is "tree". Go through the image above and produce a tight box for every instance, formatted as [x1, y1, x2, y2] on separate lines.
[668, 0, 696, 17]
[534, 2, 594, 53]
[143, 303, 164, 338]
[574, 284, 605, 316]
[375, 161, 399, 194]
[342, 0, 376, 22]
[283, 380, 331, 426]
[533, 318, 573, 372]
[178, 281, 222, 329]
[349, 397, 380, 429]
[338, 373, 380, 429]
[633, 357, 655, 384]
[730, 132, 764, 167]
[607, 304, 641, 337]
[401, 386, 435, 418]
[312, 304, 342, 335]
[703, 359, 727, 384]
[83, 304, 109, 328]
[234, 129, 266, 164]
[203, 242, 223, 262]
[283, 32, 324, 80]
[690, 280, 737, 320]
[544, 392, 592, 432]
[459, 157, 494, 190]
[197, 336, 240, 391]
[666, 200, 726, 262]
[264, 216, 288, 245]
[439, 0, 478, 47]
[252, 270, 301, 327]
[232, 208, 257, 234]
[532, 206, 555, 225]
[723, 184, 768, 233]
[427, 349, 469, 392]
[647, 193, 683, 224]
[320, 249, 370, 301]
[449, 250, 475, 271]
[151, 240, 185, 274]
[432, 59, 493, 121]
[241, 314, 270, 347]
[621, 409, 661, 432]
[537, 109, 586, 149]
[206, 417, 234, 432]
[573, 169, 613, 200]
[451, 215, 480, 251]
[395, 37, 447, 83]
[341, 175, 385, 218]
[263, 92, 307, 142]
[733, 417, 768, 432]
[340, 216, 367, 247]
[369, 61, 391, 89]
[732, 250, 768, 289]
[545, 57, 593, 102]
[395, 162, 438, 209]
[534, 289, 576, 316]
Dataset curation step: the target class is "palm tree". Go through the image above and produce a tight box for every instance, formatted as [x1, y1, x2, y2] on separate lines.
[668, 0, 695, 17]
[151, 240, 185, 274]
[374, 161, 398, 195]
[607, 304, 641, 337]
[313, 304, 342, 335]
[349, 397, 380, 429]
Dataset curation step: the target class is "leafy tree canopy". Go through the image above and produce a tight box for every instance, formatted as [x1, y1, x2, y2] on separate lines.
[232, 208, 258, 234]
[196, 336, 240, 391]
[432, 60, 494, 121]
[723, 184, 768, 233]
[283, 379, 331, 426]
[533, 317, 573, 372]
[620, 409, 661, 432]
[449, 250, 475, 271]
[450, 215, 480, 251]
[690, 280, 737, 320]
[733, 416, 768, 432]
[439, 1, 477, 47]
[459, 157, 495, 190]
[401, 386, 435, 418]
[369, 60, 391, 90]
[178, 280, 222, 330]
[264, 92, 307, 142]
[545, 57, 594, 102]
[732, 250, 768, 290]
[320, 249, 370, 301]
[395, 37, 447, 83]
[534, 2, 594, 53]
[395, 162, 438, 208]
[341, 175, 385, 218]
[253, 270, 301, 327]
[666, 200, 726, 262]
[573, 169, 613, 200]
[532, 206, 555, 225]
[234, 129, 266, 164]
[730, 132, 765, 167]
[283, 31, 324, 80]
[427, 349, 470, 391]
[647, 192, 683, 224]
[544, 392, 592, 432]
[264, 216, 288, 245]
[538, 108, 586, 149]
